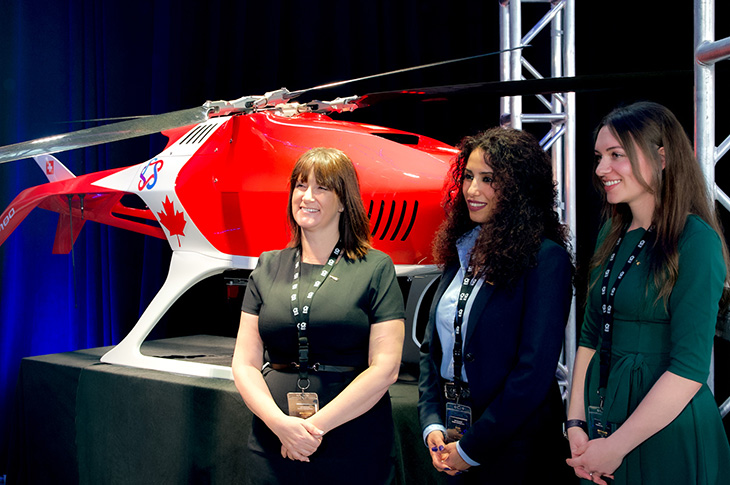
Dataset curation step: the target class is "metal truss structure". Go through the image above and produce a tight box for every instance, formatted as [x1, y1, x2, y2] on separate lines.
[498, 0, 577, 397]
[695, 0, 730, 417]
[501, 0, 728, 418]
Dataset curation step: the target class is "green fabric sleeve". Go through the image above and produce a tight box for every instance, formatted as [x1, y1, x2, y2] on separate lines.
[667, 216, 725, 382]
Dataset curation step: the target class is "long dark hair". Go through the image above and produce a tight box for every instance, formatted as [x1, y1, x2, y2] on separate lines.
[590, 101, 730, 306]
[287, 147, 372, 260]
[432, 127, 571, 288]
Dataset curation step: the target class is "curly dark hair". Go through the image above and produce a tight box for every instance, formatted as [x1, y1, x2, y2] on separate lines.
[432, 127, 571, 288]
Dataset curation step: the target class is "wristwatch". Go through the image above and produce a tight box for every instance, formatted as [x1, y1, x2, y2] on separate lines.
[563, 419, 587, 439]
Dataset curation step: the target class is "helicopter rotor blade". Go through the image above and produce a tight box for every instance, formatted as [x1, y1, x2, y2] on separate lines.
[1, 50, 687, 166]
[0, 47, 533, 165]
[353, 70, 693, 108]
[286, 45, 529, 101]
[0, 105, 214, 165]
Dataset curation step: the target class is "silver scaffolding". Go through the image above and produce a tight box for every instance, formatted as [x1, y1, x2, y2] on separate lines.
[501, 0, 729, 418]
[695, 0, 730, 417]
[498, 0, 577, 397]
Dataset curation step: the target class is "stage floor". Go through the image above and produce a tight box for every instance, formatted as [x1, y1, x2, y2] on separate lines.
[8, 335, 440, 484]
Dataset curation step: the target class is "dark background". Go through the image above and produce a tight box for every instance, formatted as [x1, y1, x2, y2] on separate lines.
[1, 0, 729, 475]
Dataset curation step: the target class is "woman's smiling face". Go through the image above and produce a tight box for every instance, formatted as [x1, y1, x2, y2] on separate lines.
[594, 126, 658, 211]
[462, 148, 497, 224]
[291, 170, 343, 236]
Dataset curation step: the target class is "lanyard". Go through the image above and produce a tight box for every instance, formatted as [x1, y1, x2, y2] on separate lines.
[290, 242, 342, 389]
[452, 265, 479, 393]
[598, 225, 654, 401]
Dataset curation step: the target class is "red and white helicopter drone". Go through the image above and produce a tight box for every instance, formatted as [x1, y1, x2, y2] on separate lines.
[1, 49, 561, 379]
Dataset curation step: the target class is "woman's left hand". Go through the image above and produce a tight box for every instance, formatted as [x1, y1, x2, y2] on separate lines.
[566, 426, 593, 481]
[280, 420, 324, 462]
[439, 442, 472, 476]
[565, 438, 620, 484]
[281, 443, 318, 462]
[281, 444, 295, 461]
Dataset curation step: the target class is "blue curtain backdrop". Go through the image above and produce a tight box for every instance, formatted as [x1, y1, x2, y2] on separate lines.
[2, 0, 725, 476]
[0, 1, 174, 472]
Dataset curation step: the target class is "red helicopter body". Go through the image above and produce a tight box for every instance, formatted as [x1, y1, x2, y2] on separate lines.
[0, 107, 457, 378]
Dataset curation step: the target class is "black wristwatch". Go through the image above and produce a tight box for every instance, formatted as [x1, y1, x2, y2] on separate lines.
[562, 419, 587, 439]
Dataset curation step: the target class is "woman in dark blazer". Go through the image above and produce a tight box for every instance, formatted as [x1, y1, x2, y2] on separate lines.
[418, 127, 576, 484]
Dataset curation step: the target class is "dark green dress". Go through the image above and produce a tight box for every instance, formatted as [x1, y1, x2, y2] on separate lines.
[241, 247, 405, 485]
[579, 215, 730, 484]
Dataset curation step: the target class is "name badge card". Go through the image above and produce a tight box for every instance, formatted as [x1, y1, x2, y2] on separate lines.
[445, 402, 472, 442]
[287, 392, 319, 419]
[587, 405, 614, 439]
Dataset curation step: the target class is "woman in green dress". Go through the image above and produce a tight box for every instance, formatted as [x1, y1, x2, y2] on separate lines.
[565, 102, 730, 484]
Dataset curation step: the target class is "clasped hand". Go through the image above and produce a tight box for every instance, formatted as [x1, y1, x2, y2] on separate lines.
[565, 428, 620, 484]
[272, 415, 324, 462]
[426, 430, 471, 476]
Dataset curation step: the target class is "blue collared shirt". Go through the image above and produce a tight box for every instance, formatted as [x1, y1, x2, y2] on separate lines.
[422, 226, 482, 467]
[436, 226, 484, 382]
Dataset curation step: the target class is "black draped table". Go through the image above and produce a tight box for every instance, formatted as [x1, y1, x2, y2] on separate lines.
[8, 335, 442, 484]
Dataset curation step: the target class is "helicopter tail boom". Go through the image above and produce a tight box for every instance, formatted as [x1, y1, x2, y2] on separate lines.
[0, 173, 166, 254]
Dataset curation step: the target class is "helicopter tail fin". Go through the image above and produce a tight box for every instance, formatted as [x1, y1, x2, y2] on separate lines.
[33, 154, 76, 182]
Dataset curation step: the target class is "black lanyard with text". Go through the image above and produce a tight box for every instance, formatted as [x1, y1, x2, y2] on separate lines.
[598, 225, 654, 403]
[290, 243, 342, 390]
[451, 265, 478, 396]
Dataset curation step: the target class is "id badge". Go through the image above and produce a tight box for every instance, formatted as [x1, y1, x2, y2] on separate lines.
[445, 402, 472, 443]
[287, 392, 319, 418]
[587, 405, 611, 439]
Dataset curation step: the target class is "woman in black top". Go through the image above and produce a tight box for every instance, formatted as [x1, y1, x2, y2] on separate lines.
[232, 147, 405, 485]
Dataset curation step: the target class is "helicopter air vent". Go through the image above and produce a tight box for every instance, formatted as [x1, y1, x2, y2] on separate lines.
[367, 200, 419, 241]
[370, 133, 420, 145]
[179, 123, 217, 145]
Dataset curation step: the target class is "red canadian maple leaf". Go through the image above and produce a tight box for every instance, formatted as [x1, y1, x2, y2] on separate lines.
[157, 196, 187, 247]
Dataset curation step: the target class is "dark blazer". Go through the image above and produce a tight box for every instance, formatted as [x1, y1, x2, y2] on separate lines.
[417, 238, 573, 471]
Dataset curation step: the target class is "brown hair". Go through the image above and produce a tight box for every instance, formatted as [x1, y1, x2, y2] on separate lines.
[287, 147, 372, 260]
[432, 127, 571, 288]
[590, 101, 730, 306]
